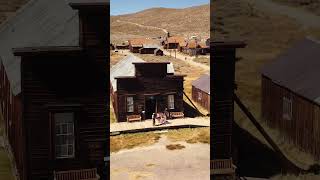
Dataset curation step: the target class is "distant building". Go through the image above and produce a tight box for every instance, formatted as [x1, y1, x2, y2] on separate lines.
[192, 74, 210, 112]
[129, 38, 158, 53]
[154, 48, 164, 56]
[110, 55, 185, 122]
[139, 44, 160, 54]
[163, 36, 186, 49]
[261, 38, 320, 159]
[116, 42, 129, 49]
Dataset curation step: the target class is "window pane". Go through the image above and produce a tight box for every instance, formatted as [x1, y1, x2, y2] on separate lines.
[68, 145, 74, 156]
[61, 145, 67, 156]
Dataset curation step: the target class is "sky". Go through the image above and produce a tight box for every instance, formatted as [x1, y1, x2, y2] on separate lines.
[110, 0, 210, 16]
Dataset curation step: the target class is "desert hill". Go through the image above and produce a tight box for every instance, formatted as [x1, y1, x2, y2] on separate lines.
[111, 4, 210, 43]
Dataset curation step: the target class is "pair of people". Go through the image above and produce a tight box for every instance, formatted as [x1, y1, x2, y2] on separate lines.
[152, 108, 170, 126]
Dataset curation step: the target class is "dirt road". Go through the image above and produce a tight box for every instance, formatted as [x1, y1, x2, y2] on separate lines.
[163, 49, 210, 71]
[110, 135, 209, 180]
[243, 0, 320, 29]
[116, 20, 168, 34]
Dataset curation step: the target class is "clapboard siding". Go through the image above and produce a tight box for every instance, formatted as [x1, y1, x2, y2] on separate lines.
[262, 76, 320, 160]
[192, 86, 210, 112]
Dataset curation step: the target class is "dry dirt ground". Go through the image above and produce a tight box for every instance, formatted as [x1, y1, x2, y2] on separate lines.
[110, 135, 209, 180]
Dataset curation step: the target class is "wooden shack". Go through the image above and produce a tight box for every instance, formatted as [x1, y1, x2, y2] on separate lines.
[116, 42, 129, 49]
[0, 0, 108, 179]
[139, 44, 159, 54]
[129, 38, 156, 53]
[192, 74, 210, 112]
[261, 38, 320, 159]
[164, 36, 185, 49]
[110, 55, 185, 122]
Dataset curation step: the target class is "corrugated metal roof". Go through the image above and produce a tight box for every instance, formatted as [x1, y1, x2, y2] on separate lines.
[192, 74, 210, 94]
[110, 55, 175, 92]
[261, 38, 320, 105]
[142, 44, 160, 49]
[0, 0, 79, 95]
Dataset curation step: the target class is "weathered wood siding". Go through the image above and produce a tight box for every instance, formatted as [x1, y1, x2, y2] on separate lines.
[0, 61, 26, 180]
[262, 75, 320, 160]
[192, 86, 210, 112]
[116, 77, 184, 122]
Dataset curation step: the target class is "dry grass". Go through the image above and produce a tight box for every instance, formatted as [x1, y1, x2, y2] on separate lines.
[110, 51, 126, 67]
[166, 144, 185, 150]
[271, 0, 320, 16]
[110, 132, 161, 153]
[165, 127, 210, 144]
[193, 57, 210, 66]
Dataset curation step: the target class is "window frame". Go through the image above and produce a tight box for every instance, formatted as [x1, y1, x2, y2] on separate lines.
[126, 96, 134, 113]
[54, 112, 76, 159]
[47, 104, 82, 160]
[168, 94, 175, 110]
[282, 96, 292, 120]
[198, 91, 202, 101]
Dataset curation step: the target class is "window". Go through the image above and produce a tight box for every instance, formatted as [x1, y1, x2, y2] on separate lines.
[283, 96, 292, 120]
[54, 112, 75, 159]
[168, 95, 175, 109]
[198, 92, 202, 100]
[127, 96, 134, 112]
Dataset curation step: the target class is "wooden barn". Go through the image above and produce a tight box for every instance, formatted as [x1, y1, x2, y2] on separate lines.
[154, 48, 163, 56]
[0, 0, 108, 179]
[138, 44, 160, 54]
[110, 55, 185, 122]
[115, 42, 129, 50]
[261, 38, 320, 160]
[192, 74, 210, 112]
[163, 36, 185, 49]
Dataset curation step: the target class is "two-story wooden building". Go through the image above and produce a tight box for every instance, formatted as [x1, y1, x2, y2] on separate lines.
[110, 55, 185, 122]
[0, 0, 108, 179]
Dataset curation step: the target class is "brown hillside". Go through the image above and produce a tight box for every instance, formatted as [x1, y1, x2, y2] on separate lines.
[111, 4, 210, 42]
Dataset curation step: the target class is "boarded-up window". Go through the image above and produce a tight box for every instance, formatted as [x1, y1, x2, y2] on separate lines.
[54, 112, 75, 159]
[168, 95, 174, 109]
[283, 96, 292, 120]
[198, 91, 202, 100]
[127, 96, 134, 112]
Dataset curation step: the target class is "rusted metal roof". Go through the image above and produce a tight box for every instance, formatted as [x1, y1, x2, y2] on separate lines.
[110, 55, 175, 92]
[261, 38, 320, 105]
[192, 74, 210, 94]
[0, 0, 79, 95]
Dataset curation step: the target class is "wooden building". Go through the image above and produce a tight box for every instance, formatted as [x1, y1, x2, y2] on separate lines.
[138, 44, 160, 54]
[110, 43, 115, 50]
[0, 0, 108, 179]
[115, 42, 129, 50]
[154, 48, 163, 56]
[110, 55, 185, 122]
[163, 36, 185, 49]
[129, 38, 157, 53]
[211, 41, 246, 179]
[261, 38, 320, 160]
[192, 74, 210, 112]
[182, 40, 209, 56]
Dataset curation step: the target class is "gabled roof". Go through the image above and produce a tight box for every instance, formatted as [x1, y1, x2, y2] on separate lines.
[0, 0, 79, 95]
[167, 36, 185, 44]
[129, 38, 157, 46]
[110, 55, 175, 92]
[261, 38, 320, 105]
[192, 74, 210, 94]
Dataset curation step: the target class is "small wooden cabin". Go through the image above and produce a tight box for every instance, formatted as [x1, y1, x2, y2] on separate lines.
[261, 38, 320, 160]
[0, 0, 108, 179]
[192, 74, 210, 112]
[110, 55, 185, 122]
[154, 48, 163, 56]
[139, 44, 159, 54]
[164, 36, 185, 49]
[115, 42, 129, 49]
[129, 38, 157, 53]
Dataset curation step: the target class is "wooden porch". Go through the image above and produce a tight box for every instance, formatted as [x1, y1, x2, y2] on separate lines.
[210, 159, 236, 178]
[110, 117, 209, 135]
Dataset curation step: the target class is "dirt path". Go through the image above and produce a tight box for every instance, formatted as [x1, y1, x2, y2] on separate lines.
[116, 20, 169, 34]
[243, 0, 320, 29]
[110, 135, 209, 180]
[162, 50, 210, 71]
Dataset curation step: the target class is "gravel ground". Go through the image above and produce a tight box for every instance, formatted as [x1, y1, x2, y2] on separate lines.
[110, 135, 210, 180]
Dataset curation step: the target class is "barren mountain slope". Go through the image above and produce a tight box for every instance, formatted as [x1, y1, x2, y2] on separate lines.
[111, 4, 210, 42]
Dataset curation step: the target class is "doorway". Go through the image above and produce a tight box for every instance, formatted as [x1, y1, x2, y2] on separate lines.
[145, 96, 157, 119]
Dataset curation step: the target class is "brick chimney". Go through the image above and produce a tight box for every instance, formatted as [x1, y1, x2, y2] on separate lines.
[69, 1, 108, 49]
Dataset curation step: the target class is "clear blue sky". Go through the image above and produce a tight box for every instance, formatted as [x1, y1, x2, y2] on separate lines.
[110, 0, 210, 15]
